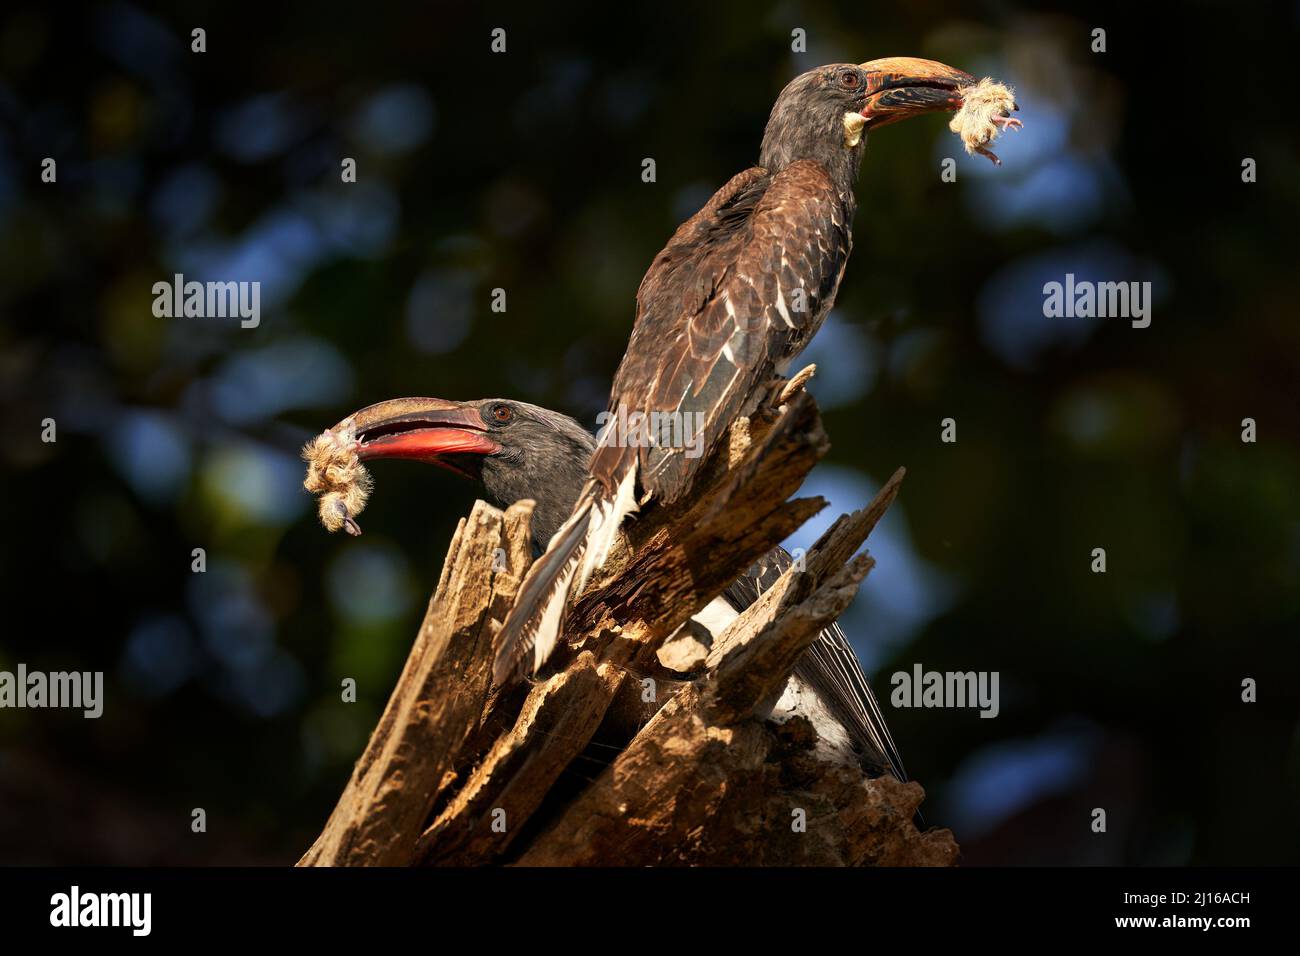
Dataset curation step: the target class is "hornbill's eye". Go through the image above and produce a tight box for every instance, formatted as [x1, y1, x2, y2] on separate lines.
[490, 403, 514, 424]
[838, 70, 862, 90]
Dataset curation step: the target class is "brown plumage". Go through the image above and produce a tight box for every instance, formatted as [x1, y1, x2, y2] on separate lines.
[594, 159, 851, 502]
[494, 58, 1006, 684]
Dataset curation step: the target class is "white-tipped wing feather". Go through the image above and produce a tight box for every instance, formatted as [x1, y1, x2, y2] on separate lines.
[492, 466, 638, 684]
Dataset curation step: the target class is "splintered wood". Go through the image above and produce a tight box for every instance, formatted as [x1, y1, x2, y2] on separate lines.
[950, 77, 1022, 165]
[302, 418, 371, 536]
[299, 393, 959, 867]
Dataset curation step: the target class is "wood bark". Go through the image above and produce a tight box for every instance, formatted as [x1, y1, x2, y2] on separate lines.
[300, 387, 959, 867]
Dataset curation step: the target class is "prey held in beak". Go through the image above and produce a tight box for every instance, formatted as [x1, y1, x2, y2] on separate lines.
[302, 397, 500, 536]
[850, 56, 1023, 165]
[947, 77, 1022, 165]
[302, 417, 370, 536]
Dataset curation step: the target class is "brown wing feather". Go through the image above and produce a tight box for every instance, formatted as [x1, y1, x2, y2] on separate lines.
[588, 167, 772, 493]
[592, 159, 851, 503]
[498, 161, 852, 684]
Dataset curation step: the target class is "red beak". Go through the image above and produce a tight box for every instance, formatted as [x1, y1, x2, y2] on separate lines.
[340, 397, 500, 476]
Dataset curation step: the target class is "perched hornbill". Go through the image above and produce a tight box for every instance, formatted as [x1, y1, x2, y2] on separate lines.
[495, 58, 999, 682]
[337, 395, 907, 778]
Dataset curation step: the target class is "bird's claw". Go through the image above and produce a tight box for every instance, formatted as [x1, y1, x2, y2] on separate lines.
[974, 145, 1002, 166]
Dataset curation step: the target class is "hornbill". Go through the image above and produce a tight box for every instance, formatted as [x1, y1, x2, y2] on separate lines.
[333, 395, 907, 779]
[494, 58, 1010, 682]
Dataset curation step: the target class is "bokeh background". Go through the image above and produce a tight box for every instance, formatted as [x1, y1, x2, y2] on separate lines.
[1, 0, 1297, 865]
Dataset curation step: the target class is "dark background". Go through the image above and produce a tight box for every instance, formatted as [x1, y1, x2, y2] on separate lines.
[1, 0, 1296, 865]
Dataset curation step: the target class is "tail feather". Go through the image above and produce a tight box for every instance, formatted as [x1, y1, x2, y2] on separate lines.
[492, 496, 593, 687]
[491, 467, 639, 686]
[575, 466, 638, 596]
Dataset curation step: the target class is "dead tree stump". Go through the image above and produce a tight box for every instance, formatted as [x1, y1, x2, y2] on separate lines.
[299, 389, 959, 867]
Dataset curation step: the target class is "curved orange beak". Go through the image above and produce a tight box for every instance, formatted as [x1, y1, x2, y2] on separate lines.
[857, 56, 978, 129]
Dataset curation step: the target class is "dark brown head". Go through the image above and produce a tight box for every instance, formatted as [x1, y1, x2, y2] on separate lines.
[759, 58, 975, 186]
[342, 396, 596, 550]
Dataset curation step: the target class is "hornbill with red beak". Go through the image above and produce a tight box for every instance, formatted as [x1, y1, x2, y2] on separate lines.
[494, 58, 1006, 682]
[340, 395, 907, 779]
